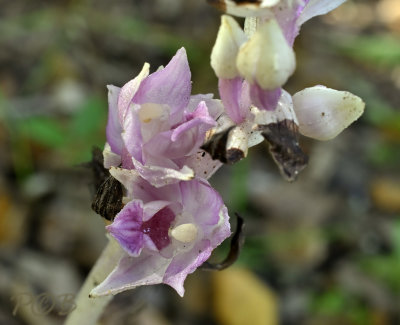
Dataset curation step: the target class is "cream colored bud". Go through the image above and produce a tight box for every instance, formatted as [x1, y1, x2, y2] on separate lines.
[236, 18, 296, 89]
[211, 15, 247, 79]
[170, 223, 198, 243]
[292, 86, 365, 140]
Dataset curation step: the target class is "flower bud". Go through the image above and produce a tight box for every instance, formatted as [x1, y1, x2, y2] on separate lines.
[211, 15, 247, 79]
[236, 18, 296, 89]
[292, 86, 365, 140]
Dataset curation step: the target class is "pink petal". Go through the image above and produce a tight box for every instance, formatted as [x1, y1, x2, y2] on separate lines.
[163, 240, 214, 296]
[109, 167, 183, 203]
[180, 180, 225, 227]
[188, 94, 224, 119]
[249, 84, 282, 111]
[164, 181, 231, 296]
[218, 77, 250, 124]
[133, 48, 192, 122]
[121, 104, 144, 164]
[271, 1, 308, 45]
[90, 251, 171, 297]
[272, 0, 346, 45]
[297, 0, 346, 27]
[143, 102, 215, 162]
[171, 102, 216, 152]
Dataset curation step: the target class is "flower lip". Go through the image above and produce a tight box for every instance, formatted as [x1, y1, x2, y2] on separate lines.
[141, 206, 175, 251]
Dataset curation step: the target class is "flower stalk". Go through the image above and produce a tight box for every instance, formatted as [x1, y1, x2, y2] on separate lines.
[64, 239, 121, 325]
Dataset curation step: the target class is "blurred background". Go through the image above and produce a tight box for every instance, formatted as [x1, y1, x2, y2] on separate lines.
[0, 0, 400, 324]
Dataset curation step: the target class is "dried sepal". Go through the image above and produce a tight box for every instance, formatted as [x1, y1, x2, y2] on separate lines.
[201, 125, 239, 164]
[258, 119, 308, 181]
[201, 213, 244, 271]
[92, 175, 124, 221]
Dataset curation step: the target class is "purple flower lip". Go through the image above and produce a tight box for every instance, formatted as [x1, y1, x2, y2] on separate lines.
[141, 207, 175, 251]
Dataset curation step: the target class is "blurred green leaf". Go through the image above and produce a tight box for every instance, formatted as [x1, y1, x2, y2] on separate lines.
[310, 288, 369, 325]
[237, 236, 269, 271]
[336, 34, 400, 68]
[230, 157, 249, 213]
[18, 117, 67, 148]
[360, 256, 400, 293]
[367, 142, 400, 167]
[69, 97, 106, 137]
[312, 289, 347, 315]
[391, 220, 400, 258]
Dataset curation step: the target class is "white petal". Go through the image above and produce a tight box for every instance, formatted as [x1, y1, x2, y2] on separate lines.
[292, 86, 365, 141]
[248, 89, 298, 148]
[253, 89, 298, 125]
[103, 142, 121, 169]
[118, 63, 150, 122]
[184, 150, 222, 180]
[211, 15, 247, 79]
[131, 157, 194, 188]
[236, 18, 296, 90]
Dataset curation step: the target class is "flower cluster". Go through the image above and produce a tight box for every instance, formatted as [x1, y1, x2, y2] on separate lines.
[90, 0, 365, 298]
[205, 0, 364, 180]
[91, 48, 230, 297]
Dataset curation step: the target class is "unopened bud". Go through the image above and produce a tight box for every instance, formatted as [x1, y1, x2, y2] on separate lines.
[236, 18, 296, 89]
[211, 15, 247, 79]
[292, 86, 365, 140]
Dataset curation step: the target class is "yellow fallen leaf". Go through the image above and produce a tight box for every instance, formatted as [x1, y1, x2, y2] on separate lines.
[213, 267, 278, 325]
[370, 179, 400, 213]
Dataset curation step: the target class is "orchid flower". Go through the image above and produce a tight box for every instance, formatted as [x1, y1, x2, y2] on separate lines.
[105, 48, 224, 187]
[90, 168, 230, 297]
